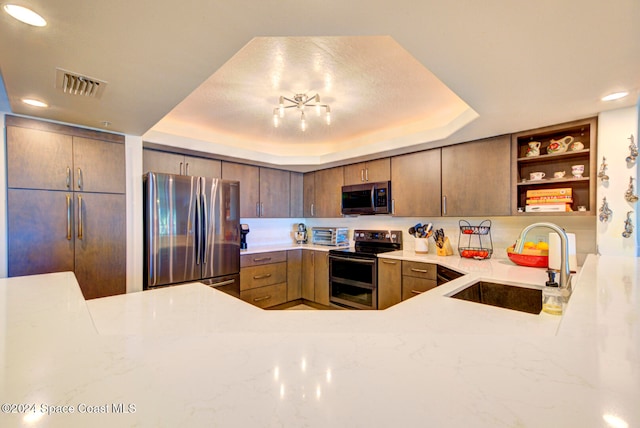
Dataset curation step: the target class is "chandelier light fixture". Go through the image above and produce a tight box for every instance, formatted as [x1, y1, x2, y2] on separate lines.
[273, 93, 331, 131]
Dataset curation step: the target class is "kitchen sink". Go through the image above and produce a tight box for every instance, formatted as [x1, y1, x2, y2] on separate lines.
[449, 281, 542, 314]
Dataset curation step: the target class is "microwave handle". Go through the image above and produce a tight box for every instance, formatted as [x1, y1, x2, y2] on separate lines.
[371, 184, 376, 209]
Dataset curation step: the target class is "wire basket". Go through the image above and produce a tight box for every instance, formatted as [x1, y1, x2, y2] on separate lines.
[458, 219, 493, 259]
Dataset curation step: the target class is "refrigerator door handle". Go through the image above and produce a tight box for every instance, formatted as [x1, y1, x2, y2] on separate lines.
[195, 188, 201, 266]
[147, 173, 157, 287]
[201, 182, 208, 265]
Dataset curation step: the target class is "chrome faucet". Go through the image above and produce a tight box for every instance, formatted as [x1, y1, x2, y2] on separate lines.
[514, 222, 572, 293]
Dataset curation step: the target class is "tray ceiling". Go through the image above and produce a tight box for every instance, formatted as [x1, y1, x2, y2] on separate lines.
[1, 1, 638, 168]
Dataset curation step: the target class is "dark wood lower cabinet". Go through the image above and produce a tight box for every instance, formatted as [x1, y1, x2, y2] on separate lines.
[7, 189, 126, 299]
[74, 193, 126, 299]
[314, 251, 329, 306]
[8, 189, 75, 276]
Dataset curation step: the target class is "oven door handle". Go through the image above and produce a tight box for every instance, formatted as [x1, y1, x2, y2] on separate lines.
[330, 255, 376, 264]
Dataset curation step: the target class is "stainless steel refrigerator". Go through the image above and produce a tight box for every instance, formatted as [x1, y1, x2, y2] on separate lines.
[144, 172, 241, 295]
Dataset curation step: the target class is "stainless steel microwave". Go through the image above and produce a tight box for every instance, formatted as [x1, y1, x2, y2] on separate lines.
[341, 181, 391, 215]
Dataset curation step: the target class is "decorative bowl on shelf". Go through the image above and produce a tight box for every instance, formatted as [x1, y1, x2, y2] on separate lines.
[546, 136, 573, 154]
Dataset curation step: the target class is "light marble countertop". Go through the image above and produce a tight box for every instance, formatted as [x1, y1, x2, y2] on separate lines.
[1, 254, 638, 427]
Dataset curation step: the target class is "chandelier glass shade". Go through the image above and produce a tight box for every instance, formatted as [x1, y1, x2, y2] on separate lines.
[273, 93, 331, 131]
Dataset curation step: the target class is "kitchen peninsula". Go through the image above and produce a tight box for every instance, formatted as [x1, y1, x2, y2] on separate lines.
[1, 254, 638, 427]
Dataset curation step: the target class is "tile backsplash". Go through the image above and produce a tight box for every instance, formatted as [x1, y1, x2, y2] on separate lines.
[243, 215, 596, 266]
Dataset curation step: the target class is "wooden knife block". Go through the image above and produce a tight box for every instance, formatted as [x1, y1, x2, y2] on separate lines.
[436, 237, 454, 256]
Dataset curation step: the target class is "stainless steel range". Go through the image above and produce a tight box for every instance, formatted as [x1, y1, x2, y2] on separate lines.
[328, 230, 402, 310]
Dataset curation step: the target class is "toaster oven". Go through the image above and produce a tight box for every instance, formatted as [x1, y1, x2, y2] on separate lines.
[312, 227, 349, 246]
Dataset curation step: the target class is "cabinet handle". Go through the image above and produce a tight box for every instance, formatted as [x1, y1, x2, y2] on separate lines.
[391, 199, 395, 215]
[185, 162, 189, 176]
[77, 194, 83, 240]
[311, 203, 315, 217]
[253, 273, 272, 280]
[256, 202, 260, 217]
[260, 202, 264, 217]
[411, 290, 425, 295]
[365, 168, 369, 182]
[179, 162, 183, 175]
[253, 295, 271, 302]
[66, 167, 71, 189]
[77, 168, 83, 190]
[66, 194, 72, 240]
[410, 268, 428, 273]
[361, 169, 365, 182]
[253, 257, 272, 262]
[442, 195, 447, 215]
[381, 259, 397, 265]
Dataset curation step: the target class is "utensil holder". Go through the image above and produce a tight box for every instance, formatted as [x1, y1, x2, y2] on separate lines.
[436, 237, 454, 256]
[415, 238, 429, 254]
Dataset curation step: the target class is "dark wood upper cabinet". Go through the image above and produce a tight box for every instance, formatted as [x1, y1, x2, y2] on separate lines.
[391, 149, 441, 217]
[441, 135, 512, 216]
[344, 158, 390, 185]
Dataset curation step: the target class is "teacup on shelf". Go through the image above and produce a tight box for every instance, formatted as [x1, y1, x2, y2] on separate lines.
[571, 165, 584, 178]
[530, 171, 545, 180]
[553, 171, 566, 178]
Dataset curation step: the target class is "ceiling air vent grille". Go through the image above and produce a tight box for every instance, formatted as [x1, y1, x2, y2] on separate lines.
[55, 68, 107, 99]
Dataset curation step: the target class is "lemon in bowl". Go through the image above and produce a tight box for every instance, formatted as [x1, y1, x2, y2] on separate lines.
[536, 241, 549, 251]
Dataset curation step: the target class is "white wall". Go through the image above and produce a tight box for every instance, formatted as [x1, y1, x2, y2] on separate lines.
[597, 106, 640, 256]
[0, 113, 6, 277]
[125, 135, 144, 292]
[252, 214, 596, 266]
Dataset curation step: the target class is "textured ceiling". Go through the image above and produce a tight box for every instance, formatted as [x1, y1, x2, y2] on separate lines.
[1, 0, 639, 170]
[149, 36, 477, 165]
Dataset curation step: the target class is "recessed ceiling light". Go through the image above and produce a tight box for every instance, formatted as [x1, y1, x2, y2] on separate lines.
[601, 91, 629, 102]
[3, 4, 47, 27]
[22, 98, 48, 108]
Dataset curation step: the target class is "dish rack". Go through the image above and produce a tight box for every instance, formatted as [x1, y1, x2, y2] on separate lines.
[458, 219, 493, 259]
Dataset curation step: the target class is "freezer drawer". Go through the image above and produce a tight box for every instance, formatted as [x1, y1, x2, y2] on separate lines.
[201, 273, 240, 298]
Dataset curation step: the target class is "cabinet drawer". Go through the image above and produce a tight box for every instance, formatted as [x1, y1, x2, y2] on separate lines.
[240, 283, 287, 308]
[241, 251, 287, 267]
[402, 276, 437, 301]
[240, 262, 287, 290]
[402, 261, 436, 280]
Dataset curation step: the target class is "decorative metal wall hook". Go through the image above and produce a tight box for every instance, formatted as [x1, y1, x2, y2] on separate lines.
[599, 197, 613, 222]
[625, 176, 639, 202]
[622, 211, 634, 238]
[626, 134, 637, 163]
[597, 156, 609, 182]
